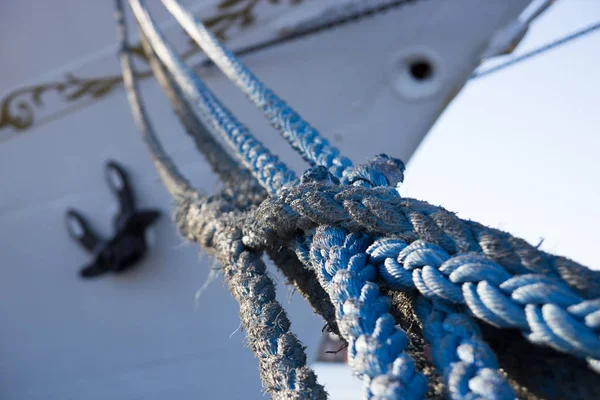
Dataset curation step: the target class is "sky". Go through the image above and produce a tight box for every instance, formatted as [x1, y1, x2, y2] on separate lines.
[402, 0, 600, 270]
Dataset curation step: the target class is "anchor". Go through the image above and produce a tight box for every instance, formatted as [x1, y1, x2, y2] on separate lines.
[65, 161, 161, 278]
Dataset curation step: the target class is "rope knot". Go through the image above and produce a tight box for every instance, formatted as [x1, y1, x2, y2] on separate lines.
[342, 154, 405, 188]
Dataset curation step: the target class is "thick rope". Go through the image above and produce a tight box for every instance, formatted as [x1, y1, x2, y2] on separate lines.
[138, 4, 512, 397]
[176, 195, 327, 399]
[243, 173, 600, 369]
[161, 0, 354, 179]
[116, 2, 326, 397]
[309, 224, 428, 400]
[370, 239, 600, 371]
[413, 299, 514, 400]
[299, 165, 511, 399]
[132, 3, 430, 396]
[368, 243, 513, 399]
[129, 0, 295, 195]
[243, 178, 600, 298]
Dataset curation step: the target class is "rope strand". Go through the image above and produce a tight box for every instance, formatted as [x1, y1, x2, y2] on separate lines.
[129, 0, 296, 194]
[116, 1, 196, 200]
[161, 0, 354, 178]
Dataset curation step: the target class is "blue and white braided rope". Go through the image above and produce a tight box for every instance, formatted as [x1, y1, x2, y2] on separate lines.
[130, 0, 296, 195]
[310, 225, 428, 400]
[368, 238, 600, 372]
[414, 297, 515, 400]
[161, 0, 354, 179]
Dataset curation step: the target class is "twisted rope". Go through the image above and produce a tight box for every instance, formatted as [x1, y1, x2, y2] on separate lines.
[243, 178, 600, 299]
[370, 238, 600, 372]
[137, 29, 264, 209]
[116, 2, 326, 397]
[117, 4, 195, 200]
[309, 225, 427, 399]
[243, 174, 600, 369]
[304, 163, 511, 399]
[413, 298, 514, 400]
[134, 0, 342, 339]
[176, 195, 327, 399]
[132, 2, 429, 396]
[130, 0, 295, 195]
[161, 0, 354, 179]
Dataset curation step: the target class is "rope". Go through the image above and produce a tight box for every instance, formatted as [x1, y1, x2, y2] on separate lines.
[116, 3, 196, 200]
[116, 2, 327, 398]
[162, 0, 354, 179]
[243, 176, 600, 368]
[472, 20, 600, 80]
[139, 31, 242, 186]
[291, 166, 509, 400]
[135, 0, 344, 354]
[414, 298, 515, 400]
[129, 0, 296, 195]
[117, 1, 600, 399]
[243, 179, 600, 299]
[309, 225, 427, 399]
[176, 196, 327, 399]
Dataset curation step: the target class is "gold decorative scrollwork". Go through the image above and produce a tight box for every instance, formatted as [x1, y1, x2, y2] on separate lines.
[0, 74, 123, 131]
[0, 0, 302, 133]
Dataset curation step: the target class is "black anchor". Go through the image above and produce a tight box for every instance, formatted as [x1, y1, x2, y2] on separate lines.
[65, 161, 161, 278]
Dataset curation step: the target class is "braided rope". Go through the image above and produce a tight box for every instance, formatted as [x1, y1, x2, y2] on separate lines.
[243, 175, 600, 366]
[243, 178, 600, 300]
[176, 196, 327, 399]
[130, 0, 295, 195]
[309, 225, 427, 400]
[413, 298, 515, 400]
[117, 2, 326, 397]
[161, 0, 354, 179]
[367, 241, 513, 399]
[119, 1, 600, 398]
[339, 160, 511, 399]
[369, 238, 600, 372]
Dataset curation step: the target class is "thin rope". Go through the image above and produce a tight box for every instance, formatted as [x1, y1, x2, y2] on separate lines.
[129, 0, 296, 195]
[472, 20, 600, 79]
[137, 11, 342, 340]
[161, 0, 354, 178]
[116, 2, 196, 200]
[138, 31, 243, 185]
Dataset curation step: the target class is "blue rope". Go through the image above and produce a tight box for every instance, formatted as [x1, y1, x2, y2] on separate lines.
[413, 298, 515, 400]
[161, 0, 354, 179]
[368, 238, 600, 372]
[129, 0, 296, 195]
[368, 239, 514, 399]
[309, 225, 427, 400]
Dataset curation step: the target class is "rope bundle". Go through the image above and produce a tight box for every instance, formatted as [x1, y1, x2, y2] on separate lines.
[115, 1, 600, 398]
